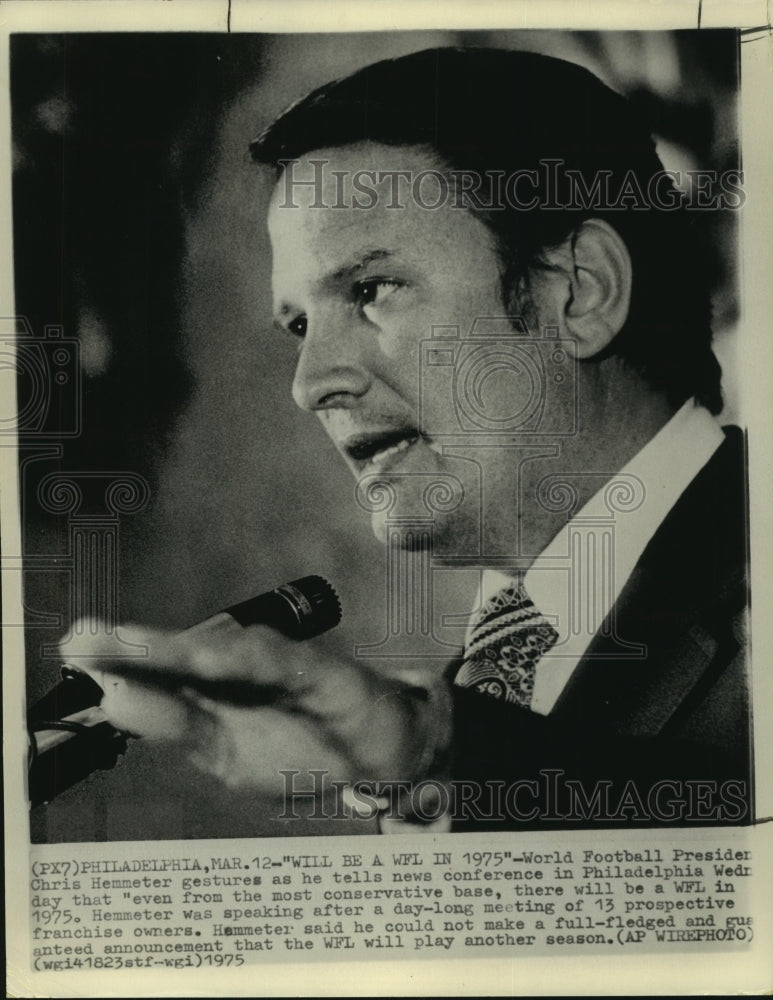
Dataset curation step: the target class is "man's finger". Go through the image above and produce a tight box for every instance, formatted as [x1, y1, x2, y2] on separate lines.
[61, 618, 298, 703]
[97, 672, 216, 742]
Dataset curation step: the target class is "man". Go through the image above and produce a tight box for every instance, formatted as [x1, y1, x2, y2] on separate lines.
[71, 48, 751, 830]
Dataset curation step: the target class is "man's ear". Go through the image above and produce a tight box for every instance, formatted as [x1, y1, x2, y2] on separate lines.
[560, 219, 632, 359]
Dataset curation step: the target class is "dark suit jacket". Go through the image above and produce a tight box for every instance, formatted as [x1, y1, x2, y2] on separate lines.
[449, 426, 752, 830]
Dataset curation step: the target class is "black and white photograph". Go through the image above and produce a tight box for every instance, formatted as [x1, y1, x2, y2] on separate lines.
[3, 2, 772, 995]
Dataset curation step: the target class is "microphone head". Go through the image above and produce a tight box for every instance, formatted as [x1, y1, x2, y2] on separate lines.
[225, 575, 342, 638]
[271, 575, 342, 638]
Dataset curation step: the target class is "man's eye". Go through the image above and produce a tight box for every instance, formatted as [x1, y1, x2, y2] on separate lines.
[355, 279, 403, 309]
[287, 315, 307, 337]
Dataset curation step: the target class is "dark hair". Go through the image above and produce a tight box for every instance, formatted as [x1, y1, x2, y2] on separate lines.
[251, 47, 722, 413]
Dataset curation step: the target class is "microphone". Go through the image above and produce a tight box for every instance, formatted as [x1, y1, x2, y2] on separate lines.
[27, 575, 341, 808]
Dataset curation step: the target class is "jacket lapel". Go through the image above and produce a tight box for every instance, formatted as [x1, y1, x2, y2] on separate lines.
[550, 427, 747, 739]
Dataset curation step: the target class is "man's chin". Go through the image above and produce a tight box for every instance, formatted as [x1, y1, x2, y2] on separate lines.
[358, 468, 474, 552]
[370, 510, 389, 546]
[369, 510, 478, 563]
[369, 510, 432, 551]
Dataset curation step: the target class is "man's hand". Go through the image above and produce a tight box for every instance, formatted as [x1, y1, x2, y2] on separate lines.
[60, 617, 445, 800]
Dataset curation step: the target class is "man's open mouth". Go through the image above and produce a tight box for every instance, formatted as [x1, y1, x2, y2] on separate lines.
[345, 429, 422, 469]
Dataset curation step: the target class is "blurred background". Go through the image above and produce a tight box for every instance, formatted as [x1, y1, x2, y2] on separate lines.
[11, 29, 741, 842]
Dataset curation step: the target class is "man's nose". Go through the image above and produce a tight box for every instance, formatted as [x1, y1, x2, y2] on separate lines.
[291, 310, 372, 412]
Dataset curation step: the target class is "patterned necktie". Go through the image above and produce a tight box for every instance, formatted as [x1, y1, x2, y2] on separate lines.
[454, 580, 559, 707]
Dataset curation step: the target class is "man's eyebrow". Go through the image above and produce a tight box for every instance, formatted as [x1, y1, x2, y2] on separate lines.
[328, 248, 395, 283]
[272, 248, 397, 325]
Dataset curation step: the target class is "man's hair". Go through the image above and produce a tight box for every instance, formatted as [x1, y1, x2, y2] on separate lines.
[250, 47, 723, 414]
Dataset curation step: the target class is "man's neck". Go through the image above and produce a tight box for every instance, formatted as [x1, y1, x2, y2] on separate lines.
[495, 366, 678, 572]
[579, 361, 677, 480]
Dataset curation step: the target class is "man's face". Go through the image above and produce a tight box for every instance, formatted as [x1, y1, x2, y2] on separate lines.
[268, 143, 549, 557]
